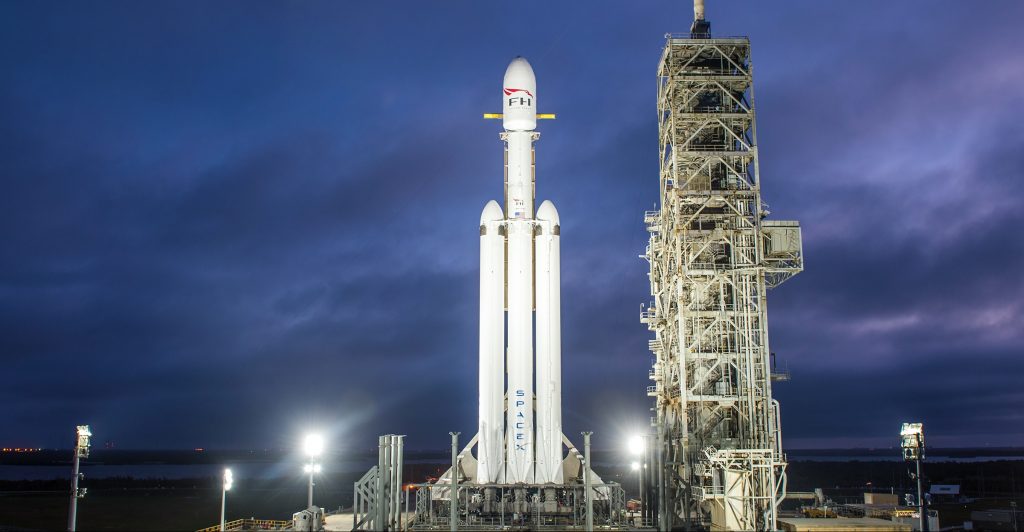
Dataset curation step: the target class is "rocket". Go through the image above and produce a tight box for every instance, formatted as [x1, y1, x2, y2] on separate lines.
[477, 57, 563, 485]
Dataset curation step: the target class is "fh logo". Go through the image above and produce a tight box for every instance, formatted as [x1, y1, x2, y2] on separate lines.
[514, 389, 527, 451]
[504, 88, 533, 108]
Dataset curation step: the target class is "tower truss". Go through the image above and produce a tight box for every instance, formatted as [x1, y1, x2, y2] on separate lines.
[642, 34, 803, 531]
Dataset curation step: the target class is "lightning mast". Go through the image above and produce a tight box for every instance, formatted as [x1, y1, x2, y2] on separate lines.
[641, 2, 804, 529]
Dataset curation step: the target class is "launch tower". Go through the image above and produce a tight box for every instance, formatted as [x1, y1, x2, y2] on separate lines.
[641, 2, 804, 530]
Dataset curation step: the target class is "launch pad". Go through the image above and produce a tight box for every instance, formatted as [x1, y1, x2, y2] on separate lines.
[407, 482, 627, 530]
[351, 433, 631, 531]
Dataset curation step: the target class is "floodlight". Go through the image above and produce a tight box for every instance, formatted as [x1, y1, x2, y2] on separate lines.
[75, 425, 92, 459]
[304, 434, 325, 457]
[900, 423, 924, 461]
[304, 464, 313, 474]
[630, 461, 640, 471]
[628, 434, 644, 456]
[223, 468, 233, 491]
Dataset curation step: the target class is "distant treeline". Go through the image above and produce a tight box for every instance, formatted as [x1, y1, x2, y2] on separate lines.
[0, 476, 217, 492]
[4, 459, 1022, 498]
[787, 459, 1024, 499]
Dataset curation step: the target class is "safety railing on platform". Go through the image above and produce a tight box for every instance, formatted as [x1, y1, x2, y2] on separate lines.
[195, 518, 291, 532]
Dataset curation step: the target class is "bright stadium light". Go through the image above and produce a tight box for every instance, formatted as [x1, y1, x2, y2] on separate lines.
[628, 434, 644, 456]
[304, 433, 325, 458]
[302, 433, 325, 509]
[900, 423, 924, 461]
[630, 461, 640, 471]
[220, 468, 233, 531]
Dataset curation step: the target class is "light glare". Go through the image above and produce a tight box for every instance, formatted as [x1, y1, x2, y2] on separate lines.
[628, 434, 644, 456]
[303, 434, 325, 457]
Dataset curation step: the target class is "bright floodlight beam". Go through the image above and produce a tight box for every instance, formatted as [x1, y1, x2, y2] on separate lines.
[304, 433, 324, 457]
[220, 468, 233, 531]
[303, 433, 324, 509]
[628, 434, 644, 456]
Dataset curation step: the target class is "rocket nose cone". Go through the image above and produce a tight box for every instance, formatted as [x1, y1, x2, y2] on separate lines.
[503, 57, 536, 88]
[502, 56, 537, 131]
[480, 200, 504, 224]
[536, 200, 559, 225]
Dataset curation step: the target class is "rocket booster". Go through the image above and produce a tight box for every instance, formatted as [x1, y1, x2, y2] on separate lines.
[478, 57, 563, 485]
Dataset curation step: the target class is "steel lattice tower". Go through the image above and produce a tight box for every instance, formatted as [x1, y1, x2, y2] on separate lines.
[641, 21, 804, 531]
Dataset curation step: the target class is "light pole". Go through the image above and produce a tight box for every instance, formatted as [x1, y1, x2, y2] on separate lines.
[303, 434, 324, 509]
[628, 434, 645, 521]
[900, 423, 928, 532]
[583, 431, 593, 532]
[67, 425, 91, 532]
[449, 432, 459, 532]
[220, 468, 233, 531]
[630, 462, 640, 513]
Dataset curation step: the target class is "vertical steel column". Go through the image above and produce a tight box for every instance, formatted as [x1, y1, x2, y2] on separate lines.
[394, 435, 404, 528]
[450, 432, 460, 532]
[377, 435, 387, 529]
[917, 457, 929, 532]
[657, 425, 667, 531]
[583, 431, 593, 532]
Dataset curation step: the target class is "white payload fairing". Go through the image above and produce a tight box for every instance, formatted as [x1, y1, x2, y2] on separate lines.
[477, 57, 564, 485]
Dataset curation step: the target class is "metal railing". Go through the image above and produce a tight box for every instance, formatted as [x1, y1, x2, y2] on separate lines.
[665, 33, 750, 41]
[195, 518, 292, 532]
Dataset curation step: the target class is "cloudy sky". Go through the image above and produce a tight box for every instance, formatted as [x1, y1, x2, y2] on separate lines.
[2, 1, 1022, 452]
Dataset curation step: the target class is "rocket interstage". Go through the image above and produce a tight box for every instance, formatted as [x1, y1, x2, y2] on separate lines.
[477, 57, 564, 485]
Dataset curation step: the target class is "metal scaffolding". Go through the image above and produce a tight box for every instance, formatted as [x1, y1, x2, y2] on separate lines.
[642, 32, 803, 531]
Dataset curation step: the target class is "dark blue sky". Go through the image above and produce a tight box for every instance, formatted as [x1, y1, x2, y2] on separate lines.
[2, 1, 1022, 452]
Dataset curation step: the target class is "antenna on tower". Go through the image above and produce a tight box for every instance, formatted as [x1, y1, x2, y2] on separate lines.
[691, 0, 711, 38]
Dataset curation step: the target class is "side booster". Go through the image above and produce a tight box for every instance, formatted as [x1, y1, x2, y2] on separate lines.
[478, 57, 563, 485]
